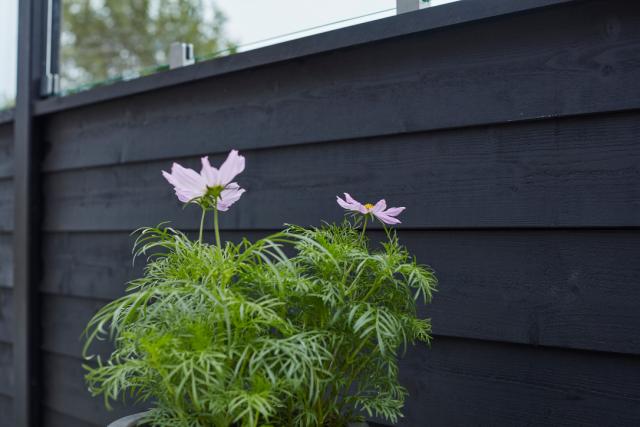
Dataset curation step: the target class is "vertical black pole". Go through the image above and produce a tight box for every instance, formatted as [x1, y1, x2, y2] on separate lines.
[14, 0, 45, 425]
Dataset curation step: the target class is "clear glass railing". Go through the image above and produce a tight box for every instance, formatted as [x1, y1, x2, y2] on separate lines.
[59, 0, 396, 95]
[58, 0, 461, 96]
[0, 0, 18, 111]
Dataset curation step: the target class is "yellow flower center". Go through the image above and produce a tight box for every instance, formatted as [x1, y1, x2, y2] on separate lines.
[364, 203, 375, 211]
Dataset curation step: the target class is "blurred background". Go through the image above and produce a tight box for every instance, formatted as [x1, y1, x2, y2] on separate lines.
[0, 0, 460, 105]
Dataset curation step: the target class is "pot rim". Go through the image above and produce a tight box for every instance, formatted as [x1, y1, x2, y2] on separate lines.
[107, 412, 372, 427]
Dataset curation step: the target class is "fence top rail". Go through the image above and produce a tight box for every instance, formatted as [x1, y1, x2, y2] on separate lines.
[33, 0, 576, 117]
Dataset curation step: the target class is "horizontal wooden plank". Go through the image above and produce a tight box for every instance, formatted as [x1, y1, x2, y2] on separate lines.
[42, 352, 146, 426]
[0, 109, 13, 126]
[397, 337, 640, 426]
[0, 234, 12, 289]
[41, 229, 640, 356]
[42, 0, 640, 172]
[41, 232, 141, 300]
[0, 180, 12, 232]
[41, 337, 640, 427]
[43, 407, 100, 427]
[0, 289, 13, 344]
[0, 394, 14, 427]
[0, 342, 13, 397]
[0, 124, 13, 179]
[43, 112, 640, 231]
[423, 229, 640, 355]
[41, 295, 113, 360]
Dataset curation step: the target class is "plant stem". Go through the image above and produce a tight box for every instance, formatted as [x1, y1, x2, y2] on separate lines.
[198, 207, 206, 243]
[213, 201, 221, 249]
[360, 215, 368, 240]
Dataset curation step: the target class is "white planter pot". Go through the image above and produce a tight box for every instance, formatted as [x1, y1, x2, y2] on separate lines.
[108, 412, 372, 427]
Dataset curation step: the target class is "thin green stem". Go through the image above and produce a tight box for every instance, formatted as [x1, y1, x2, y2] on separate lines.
[360, 215, 369, 240]
[198, 207, 206, 243]
[213, 201, 221, 249]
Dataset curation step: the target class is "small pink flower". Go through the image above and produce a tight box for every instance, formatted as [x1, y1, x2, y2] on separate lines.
[337, 193, 405, 225]
[162, 150, 246, 210]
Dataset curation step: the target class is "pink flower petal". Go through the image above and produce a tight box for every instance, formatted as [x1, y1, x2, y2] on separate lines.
[172, 163, 206, 191]
[382, 206, 405, 217]
[217, 184, 246, 211]
[371, 199, 387, 214]
[337, 193, 368, 214]
[175, 188, 200, 203]
[218, 150, 245, 187]
[337, 195, 355, 210]
[374, 212, 402, 225]
[200, 156, 219, 187]
[162, 162, 207, 203]
[344, 193, 359, 205]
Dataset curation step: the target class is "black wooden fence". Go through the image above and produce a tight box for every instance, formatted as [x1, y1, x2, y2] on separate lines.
[1, 0, 640, 425]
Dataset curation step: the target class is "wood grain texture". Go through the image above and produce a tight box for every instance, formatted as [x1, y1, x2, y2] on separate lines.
[0, 124, 13, 179]
[41, 0, 640, 172]
[0, 109, 14, 126]
[0, 289, 13, 344]
[42, 407, 100, 427]
[42, 352, 144, 426]
[397, 337, 640, 426]
[0, 394, 14, 427]
[43, 112, 640, 232]
[40, 229, 640, 356]
[40, 338, 640, 427]
[0, 181, 12, 232]
[0, 234, 13, 289]
[0, 342, 13, 397]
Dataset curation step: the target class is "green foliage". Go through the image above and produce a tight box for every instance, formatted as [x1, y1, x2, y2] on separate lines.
[61, 0, 236, 91]
[83, 220, 436, 426]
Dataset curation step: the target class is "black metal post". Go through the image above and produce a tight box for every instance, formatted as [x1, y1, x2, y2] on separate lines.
[14, 0, 47, 425]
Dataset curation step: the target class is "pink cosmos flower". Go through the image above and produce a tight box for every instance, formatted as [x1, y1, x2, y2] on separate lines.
[162, 150, 246, 210]
[336, 193, 405, 225]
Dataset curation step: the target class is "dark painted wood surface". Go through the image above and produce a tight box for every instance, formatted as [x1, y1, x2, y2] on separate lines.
[398, 337, 640, 427]
[42, 112, 640, 231]
[0, 288, 13, 344]
[40, 230, 640, 356]
[2, 0, 640, 426]
[38, 338, 640, 427]
[0, 394, 15, 427]
[42, 409, 96, 427]
[0, 114, 14, 427]
[0, 125, 13, 179]
[41, 0, 640, 173]
[0, 124, 13, 233]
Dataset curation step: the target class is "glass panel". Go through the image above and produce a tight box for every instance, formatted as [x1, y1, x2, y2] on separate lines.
[426, 0, 462, 6]
[200, 0, 396, 58]
[59, 0, 397, 95]
[60, 0, 237, 93]
[0, 0, 18, 110]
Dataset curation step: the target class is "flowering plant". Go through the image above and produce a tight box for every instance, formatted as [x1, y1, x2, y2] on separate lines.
[83, 151, 436, 427]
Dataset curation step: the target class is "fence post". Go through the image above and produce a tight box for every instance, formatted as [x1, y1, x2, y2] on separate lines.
[14, 0, 49, 425]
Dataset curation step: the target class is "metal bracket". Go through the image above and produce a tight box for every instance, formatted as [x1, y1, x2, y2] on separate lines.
[169, 42, 195, 69]
[40, 0, 59, 97]
[397, 0, 431, 14]
[40, 72, 60, 97]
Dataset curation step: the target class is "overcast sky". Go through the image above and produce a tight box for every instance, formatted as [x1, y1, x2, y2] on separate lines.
[0, 0, 457, 101]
